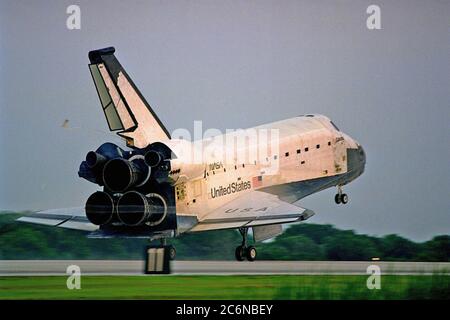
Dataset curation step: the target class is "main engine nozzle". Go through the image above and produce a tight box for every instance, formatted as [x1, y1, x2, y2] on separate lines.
[86, 151, 107, 168]
[144, 150, 162, 167]
[116, 191, 167, 226]
[102, 158, 150, 192]
[85, 191, 114, 225]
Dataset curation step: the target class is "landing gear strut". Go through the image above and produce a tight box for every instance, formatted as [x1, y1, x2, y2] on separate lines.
[334, 185, 348, 204]
[159, 238, 176, 260]
[235, 227, 257, 262]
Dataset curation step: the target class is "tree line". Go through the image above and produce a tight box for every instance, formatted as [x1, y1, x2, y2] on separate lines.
[0, 212, 448, 261]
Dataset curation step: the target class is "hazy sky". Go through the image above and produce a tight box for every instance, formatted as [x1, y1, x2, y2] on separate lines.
[0, 0, 449, 241]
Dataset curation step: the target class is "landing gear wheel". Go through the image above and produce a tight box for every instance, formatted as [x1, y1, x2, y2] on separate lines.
[235, 245, 246, 261]
[340, 193, 348, 204]
[246, 246, 257, 261]
[334, 194, 341, 204]
[168, 246, 176, 260]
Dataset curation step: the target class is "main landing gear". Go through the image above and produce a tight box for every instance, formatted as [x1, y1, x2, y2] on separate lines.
[159, 238, 176, 260]
[235, 227, 257, 262]
[334, 185, 349, 204]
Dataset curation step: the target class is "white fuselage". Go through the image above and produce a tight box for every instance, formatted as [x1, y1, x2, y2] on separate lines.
[167, 114, 365, 222]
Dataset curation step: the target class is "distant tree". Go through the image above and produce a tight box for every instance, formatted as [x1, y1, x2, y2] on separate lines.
[259, 235, 325, 260]
[0, 213, 448, 261]
[379, 234, 420, 261]
[282, 223, 338, 244]
[323, 233, 379, 261]
[171, 229, 242, 260]
[419, 236, 450, 262]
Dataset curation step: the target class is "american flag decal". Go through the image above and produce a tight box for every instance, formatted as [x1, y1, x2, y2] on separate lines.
[252, 175, 263, 188]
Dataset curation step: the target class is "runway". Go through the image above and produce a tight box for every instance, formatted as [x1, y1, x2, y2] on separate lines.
[1, 260, 449, 276]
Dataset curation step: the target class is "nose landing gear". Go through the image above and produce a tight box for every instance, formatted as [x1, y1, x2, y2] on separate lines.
[335, 186, 349, 204]
[235, 227, 257, 261]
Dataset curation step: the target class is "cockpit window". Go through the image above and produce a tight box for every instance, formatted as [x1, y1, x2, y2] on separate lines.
[330, 121, 340, 131]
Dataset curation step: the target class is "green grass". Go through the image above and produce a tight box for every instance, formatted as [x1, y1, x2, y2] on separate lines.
[0, 275, 449, 299]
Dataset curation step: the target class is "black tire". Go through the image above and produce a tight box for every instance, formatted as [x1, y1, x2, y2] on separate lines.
[340, 193, 349, 204]
[246, 246, 257, 262]
[168, 246, 176, 260]
[334, 194, 341, 204]
[235, 245, 245, 261]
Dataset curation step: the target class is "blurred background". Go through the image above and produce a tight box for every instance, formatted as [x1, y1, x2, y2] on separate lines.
[0, 0, 449, 243]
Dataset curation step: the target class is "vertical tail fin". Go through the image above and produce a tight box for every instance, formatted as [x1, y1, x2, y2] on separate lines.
[88, 47, 170, 148]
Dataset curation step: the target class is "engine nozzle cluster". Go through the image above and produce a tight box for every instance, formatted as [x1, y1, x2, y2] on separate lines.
[80, 143, 170, 227]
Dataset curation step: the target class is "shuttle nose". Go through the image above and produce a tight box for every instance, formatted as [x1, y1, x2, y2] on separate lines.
[357, 145, 366, 173]
[358, 145, 365, 163]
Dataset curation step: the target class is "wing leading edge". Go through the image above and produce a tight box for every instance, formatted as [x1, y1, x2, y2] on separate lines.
[17, 207, 98, 232]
